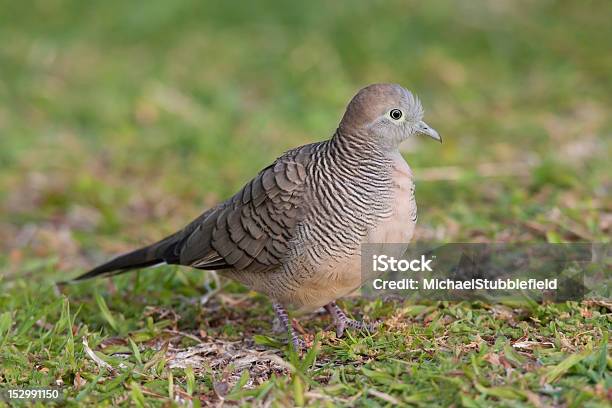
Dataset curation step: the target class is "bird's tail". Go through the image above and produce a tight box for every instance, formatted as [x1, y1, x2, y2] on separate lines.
[71, 234, 180, 281]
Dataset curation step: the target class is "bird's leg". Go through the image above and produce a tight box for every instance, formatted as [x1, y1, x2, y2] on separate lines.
[324, 301, 379, 338]
[271, 315, 285, 334]
[272, 302, 304, 350]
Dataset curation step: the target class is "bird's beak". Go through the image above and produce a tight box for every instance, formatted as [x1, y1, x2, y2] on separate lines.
[416, 121, 441, 143]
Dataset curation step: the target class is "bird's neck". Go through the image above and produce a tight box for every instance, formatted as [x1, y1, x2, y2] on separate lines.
[329, 127, 398, 162]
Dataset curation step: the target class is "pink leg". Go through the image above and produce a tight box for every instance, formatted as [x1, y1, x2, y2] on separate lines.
[324, 301, 379, 338]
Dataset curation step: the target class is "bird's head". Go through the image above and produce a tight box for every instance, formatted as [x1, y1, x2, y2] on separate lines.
[338, 83, 440, 150]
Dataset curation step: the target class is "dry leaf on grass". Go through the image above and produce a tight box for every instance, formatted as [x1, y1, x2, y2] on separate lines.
[513, 341, 554, 351]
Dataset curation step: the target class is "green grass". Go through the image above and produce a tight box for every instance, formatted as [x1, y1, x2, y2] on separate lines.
[1, 0, 611, 406]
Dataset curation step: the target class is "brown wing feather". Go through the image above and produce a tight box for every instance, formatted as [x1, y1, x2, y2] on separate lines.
[178, 144, 315, 271]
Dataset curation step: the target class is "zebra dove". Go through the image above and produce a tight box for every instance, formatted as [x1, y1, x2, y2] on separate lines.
[72, 83, 441, 349]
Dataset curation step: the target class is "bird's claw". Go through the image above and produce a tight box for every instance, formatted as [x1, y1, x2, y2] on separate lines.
[290, 335, 307, 352]
[334, 317, 379, 337]
[325, 302, 380, 338]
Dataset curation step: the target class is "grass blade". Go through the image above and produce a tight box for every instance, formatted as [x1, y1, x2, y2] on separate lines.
[94, 292, 118, 332]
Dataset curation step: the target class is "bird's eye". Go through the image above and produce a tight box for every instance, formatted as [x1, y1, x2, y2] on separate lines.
[389, 109, 403, 120]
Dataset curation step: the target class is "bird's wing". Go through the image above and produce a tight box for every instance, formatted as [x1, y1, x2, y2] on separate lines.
[177, 143, 316, 272]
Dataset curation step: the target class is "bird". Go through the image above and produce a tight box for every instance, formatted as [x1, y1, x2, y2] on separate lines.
[71, 83, 441, 349]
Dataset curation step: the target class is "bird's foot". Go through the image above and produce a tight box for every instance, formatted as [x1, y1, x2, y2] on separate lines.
[290, 336, 307, 351]
[271, 316, 285, 334]
[272, 302, 305, 351]
[324, 301, 380, 338]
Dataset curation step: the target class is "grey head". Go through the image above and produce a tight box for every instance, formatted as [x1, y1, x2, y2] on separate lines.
[338, 83, 440, 150]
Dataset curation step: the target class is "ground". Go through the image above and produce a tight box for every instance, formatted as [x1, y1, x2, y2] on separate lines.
[0, 1, 610, 406]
